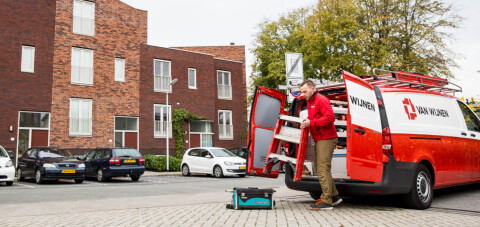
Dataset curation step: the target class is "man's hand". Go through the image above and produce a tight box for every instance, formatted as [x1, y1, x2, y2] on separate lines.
[300, 119, 310, 128]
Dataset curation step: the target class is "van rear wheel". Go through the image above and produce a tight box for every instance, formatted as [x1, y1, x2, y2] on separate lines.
[403, 164, 433, 209]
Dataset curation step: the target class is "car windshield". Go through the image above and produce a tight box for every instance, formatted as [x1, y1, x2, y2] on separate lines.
[113, 149, 142, 158]
[38, 148, 73, 158]
[210, 148, 237, 157]
[0, 147, 7, 157]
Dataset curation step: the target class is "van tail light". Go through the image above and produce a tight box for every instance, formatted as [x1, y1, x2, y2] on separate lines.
[382, 127, 393, 156]
[139, 158, 145, 164]
[109, 158, 120, 165]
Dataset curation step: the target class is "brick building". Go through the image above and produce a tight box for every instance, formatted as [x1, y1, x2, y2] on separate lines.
[0, 0, 247, 161]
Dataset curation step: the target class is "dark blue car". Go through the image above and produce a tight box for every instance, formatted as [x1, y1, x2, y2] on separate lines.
[84, 147, 145, 182]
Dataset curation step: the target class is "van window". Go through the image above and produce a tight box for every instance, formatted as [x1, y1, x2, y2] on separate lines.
[458, 101, 480, 132]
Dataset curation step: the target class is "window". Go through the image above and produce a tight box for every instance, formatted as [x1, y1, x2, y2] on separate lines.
[21, 45, 35, 73]
[188, 68, 196, 89]
[217, 70, 232, 99]
[70, 98, 92, 136]
[114, 117, 138, 147]
[71, 47, 93, 85]
[115, 58, 125, 82]
[73, 0, 95, 36]
[154, 59, 171, 92]
[218, 110, 233, 139]
[19, 112, 49, 128]
[154, 104, 171, 137]
[190, 120, 213, 147]
[458, 101, 480, 132]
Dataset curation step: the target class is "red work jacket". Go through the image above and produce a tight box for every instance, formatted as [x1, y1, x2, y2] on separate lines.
[307, 91, 338, 141]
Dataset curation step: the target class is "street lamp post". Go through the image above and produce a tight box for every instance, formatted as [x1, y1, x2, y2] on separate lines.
[166, 78, 178, 171]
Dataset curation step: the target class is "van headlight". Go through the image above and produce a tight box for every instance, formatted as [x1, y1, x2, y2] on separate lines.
[6, 160, 13, 168]
[224, 161, 234, 166]
[78, 163, 85, 168]
[43, 163, 56, 168]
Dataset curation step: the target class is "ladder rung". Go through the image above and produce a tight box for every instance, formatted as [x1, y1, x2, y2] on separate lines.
[274, 134, 300, 144]
[332, 107, 348, 114]
[269, 153, 297, 163]
[279, 114, 303, 123]
[334, 120, 346, 126]
[330, 100, 348, 106]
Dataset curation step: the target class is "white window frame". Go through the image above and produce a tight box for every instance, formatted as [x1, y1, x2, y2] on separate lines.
[188, 68, 197, 89]
[115, 58, 125, 82]
[154, 104, 172, 138]
[21, 45, 35, 73]
[217, 70, 232, 100]
[114, 116, 139, 148]
[69, 98, 92, 136]
[71, 47, 94, 85]
[73, 0, 95, 36]
[218, 110, 233, 140]
[153, 59, 172, 92]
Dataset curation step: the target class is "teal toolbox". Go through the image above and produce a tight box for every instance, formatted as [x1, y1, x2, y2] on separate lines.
[226, 187, 275, 210]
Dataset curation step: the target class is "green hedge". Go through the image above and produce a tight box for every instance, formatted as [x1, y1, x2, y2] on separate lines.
[144, 154, 182, 172]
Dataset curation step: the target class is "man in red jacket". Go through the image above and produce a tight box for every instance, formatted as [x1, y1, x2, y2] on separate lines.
[300, 80, 342, 210]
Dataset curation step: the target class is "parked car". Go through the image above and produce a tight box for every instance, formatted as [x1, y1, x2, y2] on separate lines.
[0, 145, 15, 186]
[229, 147, 247, 159]
[83, 147, 145, 182]
[17, 147, 85, 184]
[181, 147, 246, 178]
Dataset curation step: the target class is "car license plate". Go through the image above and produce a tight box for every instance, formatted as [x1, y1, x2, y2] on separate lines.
[62, 170, 75, 174]
[124, 159, 136, 163]
[239, 166, 246, 170]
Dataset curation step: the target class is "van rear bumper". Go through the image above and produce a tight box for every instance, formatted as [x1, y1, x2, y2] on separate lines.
[284, 156, 417, 196]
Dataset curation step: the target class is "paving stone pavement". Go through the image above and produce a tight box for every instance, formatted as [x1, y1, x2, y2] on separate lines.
[2, 194, 479, 227]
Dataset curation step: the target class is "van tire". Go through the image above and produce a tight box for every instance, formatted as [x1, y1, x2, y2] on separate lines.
[309, 191, 321, 200]
[403, 164, 433, 209]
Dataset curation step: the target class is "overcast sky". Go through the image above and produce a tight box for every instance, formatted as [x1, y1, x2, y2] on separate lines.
[120, 0, 480, 99]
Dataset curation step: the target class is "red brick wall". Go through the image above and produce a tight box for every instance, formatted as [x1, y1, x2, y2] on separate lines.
[140, 46, 247, 155]
[140, 46, 217, 155]
[0, 0, 56, 152]
[49, 0, 147, 152]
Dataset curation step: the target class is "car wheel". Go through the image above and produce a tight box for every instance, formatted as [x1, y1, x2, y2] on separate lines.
[35, 169, 43, 184]
[309, 191, 321, 200]
[17, 168, 25, 181]
[6, 181, 13, 186]
[74, 179, 84, 184]
[403, 164, 433, 209]
[97, 169, 107, 182]
[182, 164, 190, 176]
[131, 176, 140, 182]
[213, 165, 223, 178]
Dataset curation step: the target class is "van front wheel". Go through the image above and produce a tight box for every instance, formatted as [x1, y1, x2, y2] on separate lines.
[403, 164, 433, 209]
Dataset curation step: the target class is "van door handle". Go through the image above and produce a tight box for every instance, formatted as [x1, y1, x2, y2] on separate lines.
[471, 134, 476, 138]
[354, 128, 366, 135]
[461, 132, 467, 136]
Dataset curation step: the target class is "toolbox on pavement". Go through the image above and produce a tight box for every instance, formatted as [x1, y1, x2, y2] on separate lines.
[226, 187, 275, 210]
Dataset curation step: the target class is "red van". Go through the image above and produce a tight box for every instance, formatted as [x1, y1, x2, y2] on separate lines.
[247, 70, 480, 209]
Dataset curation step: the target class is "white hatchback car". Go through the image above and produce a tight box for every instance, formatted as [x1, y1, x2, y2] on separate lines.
[181, 147, 246, 178]
[0, 145, 15, 186]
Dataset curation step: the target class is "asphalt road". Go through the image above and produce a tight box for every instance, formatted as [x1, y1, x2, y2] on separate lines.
[1, 173, 479, 214]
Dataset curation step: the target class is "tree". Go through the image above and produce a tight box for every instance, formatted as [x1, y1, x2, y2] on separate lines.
[251, 0, 461, 88]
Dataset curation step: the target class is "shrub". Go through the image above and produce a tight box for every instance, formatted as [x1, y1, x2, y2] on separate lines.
[144, 154, 182, 172]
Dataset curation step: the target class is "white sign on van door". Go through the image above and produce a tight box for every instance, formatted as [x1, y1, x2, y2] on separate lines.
[345, 80, 381, 132]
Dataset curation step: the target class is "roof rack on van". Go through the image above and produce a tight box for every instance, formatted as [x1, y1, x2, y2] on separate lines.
[369, 69, 462, 94]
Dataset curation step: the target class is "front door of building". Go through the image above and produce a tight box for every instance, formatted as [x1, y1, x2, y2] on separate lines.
[114, 117, 139, 149]
[17, 112, 50, 161]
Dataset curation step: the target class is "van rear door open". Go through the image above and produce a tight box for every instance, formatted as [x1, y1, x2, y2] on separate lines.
[247, 86, 286, 178]
[343, 71, 384, 182]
